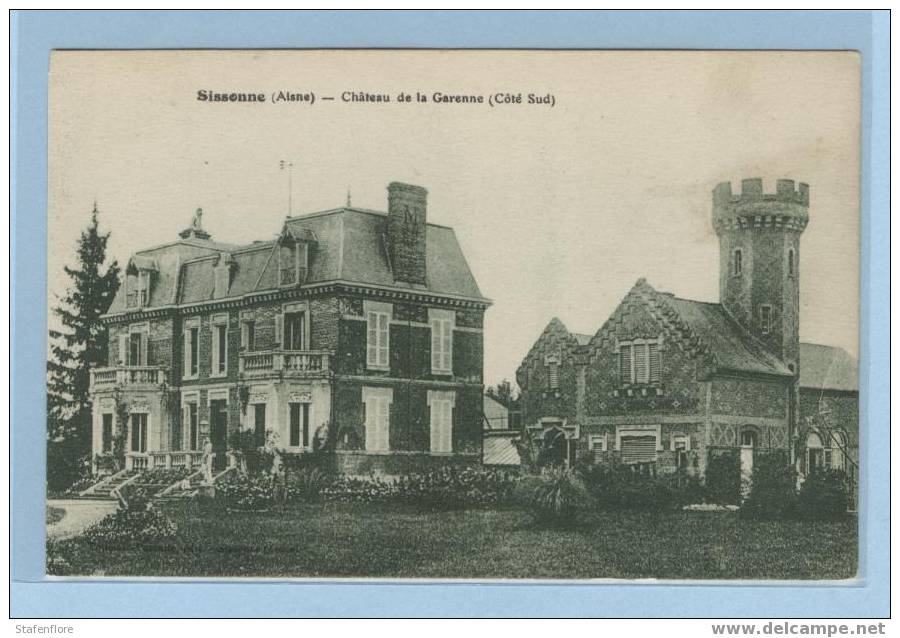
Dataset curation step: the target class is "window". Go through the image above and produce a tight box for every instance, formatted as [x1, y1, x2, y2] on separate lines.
[429, 309, 454, 374]
[129, 332, 143, 366]
[365, 302, 391, 369]
[619, 340, 661, 385]
[101, 414, 113, 453]
[363, 387, 392, 452]
[183, 322, 199, 378]
[740, 429, 757, 447]
[620, 435, 657, 465]
[733, 248, 743, 276]
[170, 413, 182, 451]
[137, 270, 150, 306]
[130, 413, 148, 453]
[241, 320, 256, 351]
[760, 305, 772, 335]
[806, 432, 824, 472]
[589, 434, 607, 463]
[787, 248, 795, 277]
[548, 362, 559, 389]
[253, 403, 266, 447]
[428, 390, 455, 454]
[289, 402, 309, 448]
[284, 312, 305, 350]
[186, 402, 199, 450]
[211, 315, 228, 376]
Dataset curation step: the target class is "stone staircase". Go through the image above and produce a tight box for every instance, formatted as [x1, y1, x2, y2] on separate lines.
[155, 469, 206, 501]
[79, 469, 141, 499]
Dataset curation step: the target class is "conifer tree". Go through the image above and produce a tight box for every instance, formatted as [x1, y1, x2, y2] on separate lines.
[47, 204, 120, 490]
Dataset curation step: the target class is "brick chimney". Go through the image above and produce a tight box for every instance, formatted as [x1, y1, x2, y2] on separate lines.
[387, 182, 427, 285]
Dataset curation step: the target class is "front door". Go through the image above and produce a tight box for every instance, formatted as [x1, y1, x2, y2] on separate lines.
[210, 399, 228, 471]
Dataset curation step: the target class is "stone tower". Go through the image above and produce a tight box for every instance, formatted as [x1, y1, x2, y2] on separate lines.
[713, 178, 809, 374]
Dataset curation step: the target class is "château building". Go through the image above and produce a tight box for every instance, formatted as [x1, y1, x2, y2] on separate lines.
[516, 179, 858, 483]
[90, 182, 490, 476]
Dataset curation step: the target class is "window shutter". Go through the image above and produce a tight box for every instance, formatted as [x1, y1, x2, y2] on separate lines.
[274, 313, 283, 346]
[648, 343, 660, 383]
[183, 330, 190, 377]
[241, 322, 248, 349]
[380, 397, 390, 451]
[431, 320, 440, 371]
[141, 332, 149, 366]
[444, 404, 453, 453]
[619, 345, 632, 384]
[118, 334, 127, 366]
[442, 322, 452, 371]
[634, 344, 649, 383]
[620, 435, 656, 464]
[367, 313, 378, 365]
[378, 313, 389, 366]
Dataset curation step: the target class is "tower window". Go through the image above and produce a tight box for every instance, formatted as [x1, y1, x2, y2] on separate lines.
[619, 339, 661, 385]
[788, 248, 795, 277]
[760, 305, 772, 335]
[732, 249, 743, 276]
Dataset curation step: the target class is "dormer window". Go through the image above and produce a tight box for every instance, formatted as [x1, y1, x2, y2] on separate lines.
[732, 248, 743, 276]
[278, 226, 316, 287]
[137, 271, 150, 306]
[619, 339, 661, 385]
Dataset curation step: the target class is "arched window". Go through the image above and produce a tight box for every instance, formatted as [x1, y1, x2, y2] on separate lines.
[787, 248, 795, 277]
[805, 432, 824, 473]
[740, 428, 758, 447]
[733, 248, 743, 276]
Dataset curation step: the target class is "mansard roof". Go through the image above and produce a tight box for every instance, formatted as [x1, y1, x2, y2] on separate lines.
[105, 206, 486, 315]
[799, 343, 858, 392]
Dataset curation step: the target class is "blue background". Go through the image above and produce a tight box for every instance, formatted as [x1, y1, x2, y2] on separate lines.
[11, 10, 890, 618]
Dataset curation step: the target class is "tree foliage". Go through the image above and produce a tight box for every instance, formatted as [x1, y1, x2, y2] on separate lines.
[47, 205, 120, 491]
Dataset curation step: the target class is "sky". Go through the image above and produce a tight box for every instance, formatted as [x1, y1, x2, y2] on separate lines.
[49, 50, 860, 388]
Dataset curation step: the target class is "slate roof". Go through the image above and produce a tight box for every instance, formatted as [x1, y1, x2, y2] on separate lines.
[654, 292, 793, 376]
[799, 343, 858, 392]
[106, 207, 486, 314]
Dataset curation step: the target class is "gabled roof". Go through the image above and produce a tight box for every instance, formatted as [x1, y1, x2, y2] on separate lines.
[799, 343, 858, 392]
[105, 206, 486, 315]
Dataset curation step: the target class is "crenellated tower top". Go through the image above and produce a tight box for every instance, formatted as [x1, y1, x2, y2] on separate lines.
[713, 178, 809, 236]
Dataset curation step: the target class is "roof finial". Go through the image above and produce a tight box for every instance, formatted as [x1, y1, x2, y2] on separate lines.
[92, 199, 98, 215]
[193, 207, 203, 230]
[346, 188, 352, 208]
[179, 206, 211, 240]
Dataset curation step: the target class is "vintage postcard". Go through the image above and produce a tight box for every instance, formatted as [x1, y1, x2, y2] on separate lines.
[45, 50, 860, 580]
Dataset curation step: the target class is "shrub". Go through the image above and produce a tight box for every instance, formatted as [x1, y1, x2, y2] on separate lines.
[579, 462, 700, 512]
[515, 467, 591, 526]
[46, 538, 93, 576]
[217, 474, 277, 511]
[795, 468, 850, 521]
[63, 476, 97, 497]
[705, 450, 742, 505]
[79, 495, 177, 550]
[739, 453, 797, 520]
[286, 467, 330, 503]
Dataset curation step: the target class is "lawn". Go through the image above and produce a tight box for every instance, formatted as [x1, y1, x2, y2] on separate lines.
[48, 501, 857, 580]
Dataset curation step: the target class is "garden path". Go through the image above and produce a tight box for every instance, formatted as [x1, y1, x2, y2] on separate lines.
[46, 499, 118, 539]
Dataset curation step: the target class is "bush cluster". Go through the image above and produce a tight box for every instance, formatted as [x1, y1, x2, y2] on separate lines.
[79, 497, 178, 550]
[704, 451, 742, 505]
[578, 462, 703, 512]
[138, 467, 191, 485]
[739, 455, 852, 521]
[217, 467, 518, 510]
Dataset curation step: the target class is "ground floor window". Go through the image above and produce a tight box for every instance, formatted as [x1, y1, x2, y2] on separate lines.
[254, 403, 267, 447]
[428, 390, 455, 454]
[289, 402, 310, 448]
[130, 413, 148, 453]
[101, 413, 113, 453]
[805, 432, 825, 472]
[362, 387, 392, 452]
[620, 435, 657, 465]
